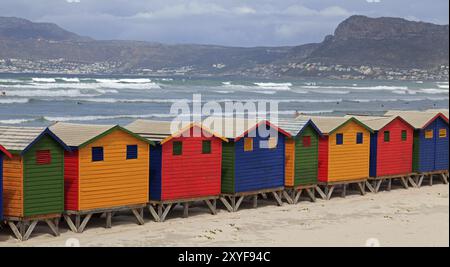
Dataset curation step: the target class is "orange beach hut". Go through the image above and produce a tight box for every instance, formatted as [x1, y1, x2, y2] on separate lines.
[50, 122, 154, 232]
[297, 116, 373, 199]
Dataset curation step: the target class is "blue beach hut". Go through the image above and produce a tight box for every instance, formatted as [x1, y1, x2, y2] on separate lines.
[203, 117, 291, 211]
[385, 110, 449, 186]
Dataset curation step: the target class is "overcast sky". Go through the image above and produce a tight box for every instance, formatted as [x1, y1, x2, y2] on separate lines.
[0, 0, 448, 47]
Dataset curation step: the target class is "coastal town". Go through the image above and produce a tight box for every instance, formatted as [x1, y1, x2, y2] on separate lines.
[0, 58, 448, 81]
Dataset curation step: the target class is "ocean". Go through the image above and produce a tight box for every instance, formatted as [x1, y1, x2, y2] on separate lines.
[0, 73, 448, 126]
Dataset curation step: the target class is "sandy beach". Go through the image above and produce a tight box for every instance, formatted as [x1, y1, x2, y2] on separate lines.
[1, 184, 448, 247]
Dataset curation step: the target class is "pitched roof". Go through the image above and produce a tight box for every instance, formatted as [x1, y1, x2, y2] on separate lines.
[344, 115, 413, 131]
[385, 110, 449, 129]
[425, 109, 449, 118]
[0, 126, 70, 154]
[295, 115, 373, 134]
[201, 117, 291, 140]
[274, 118, 323, 137]
[125, 119, 228, 143]
[50, 122, 154, 147]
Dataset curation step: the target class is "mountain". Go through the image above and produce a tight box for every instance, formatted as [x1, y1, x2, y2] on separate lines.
[304, 15, 449, 69]
[0, 15, 448, 77]
[0, 17, 91, 41]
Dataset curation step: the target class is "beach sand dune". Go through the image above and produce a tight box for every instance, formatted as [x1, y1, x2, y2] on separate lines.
[0, 184, 448, 247]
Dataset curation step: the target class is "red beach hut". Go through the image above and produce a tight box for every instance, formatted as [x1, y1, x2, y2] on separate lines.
[126, 120, 228, 221]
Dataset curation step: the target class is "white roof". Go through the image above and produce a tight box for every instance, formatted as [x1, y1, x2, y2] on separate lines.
[0, 126, 46, 151]
[384, 110, 448, 129]
[50, 122, 115, 147]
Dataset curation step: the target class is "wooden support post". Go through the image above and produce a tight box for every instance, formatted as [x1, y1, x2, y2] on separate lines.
[219, 197, 233, 212]
[21, 221, 38, 241]
[183, 202, 189, 218]
[408, 176, 418, 188]
[315, 186, 325, 200]
[231, 196, 236, 211]
[357, 182, 366, 196]
[441, 173, 449, 184]
[418, 175, 425, 187]
[235, 196, 244, 211]
[429, 174, 433, 186]
[252, 195, 258, 208]
[45, 219, 59, 237]
[148, 205, 160, 222]
[64, 215, 78, 233]
[271, 191, 283, 206]
[326, 186, 335, 200]
[341, 184, 347, 198]
[375, 180, 383, 193]
[105, 212, 112, 228]
[293, 190, 301, 204]
[261, 193, 268, 200]
[160, 204, 172, 222]
[204, 199, 217, 215]
[75, 215, 81, 230]
[282, 190, 293, 204]
[400, 177, 409, 189]
[157, 205, 163, 218]
[8, 222, 22, 241]
[78, 214, 92, 233]
[365, 181, 375, 193]
[306, 188, 316, 202]
[131, 208, 145, 225]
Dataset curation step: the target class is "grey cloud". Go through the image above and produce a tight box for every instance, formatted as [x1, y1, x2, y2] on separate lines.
[0, 0, 448, 46]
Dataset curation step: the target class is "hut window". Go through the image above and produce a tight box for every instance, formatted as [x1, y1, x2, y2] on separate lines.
[401, 130, 408, 141]
[302, 136, 311, 147]
[36, 150, 51, 165]
[356, 132, 364, 144]
[126, 145, 138, 159]
[92, 147, 104, 161]
[267, 137, 277, 149]
[384, 131, 390, 142]
[173, 141, 183, 155]
[336, 133, 343, 145]
[425, 130, 433, 139]
[439, 128, 447, 138]
[202, 140, 212, 154]
[244, 138, 253, 152]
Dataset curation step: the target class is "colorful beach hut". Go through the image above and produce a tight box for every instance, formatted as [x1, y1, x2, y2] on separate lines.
[0, 126, 70, 241]
[0, 145, 12, 221]
[297, 116, 373, 199]
[49, 122, 153, 232]
[276, 118, 322, 204]
[203, 117, 291, 212]
[385, 110, 449, 186]
[126, 120, 228, 221]
[346, 115, 415, 192]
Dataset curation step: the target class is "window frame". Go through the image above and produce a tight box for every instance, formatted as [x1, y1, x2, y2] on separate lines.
[202, 140, 212, 154]
[356, 132, 364, 144]
[401, 130, 407, 141]
[244, 138, 253, 152]
[36, 150, 52, 165]
[173, 141, 183, 156]
[439, 128, 447, 138]
[92, 147, 104, 162]
[384, 131, 390, 142]
[336, 133, 343, 145]
[126, 144, 138, 160]
[425, 129, 434, 139]
[302, 136, 311, 147]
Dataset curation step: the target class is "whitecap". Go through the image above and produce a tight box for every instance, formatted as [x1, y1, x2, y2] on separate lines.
[0, 98, 30, 104]
[32, 78, 56, 83]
